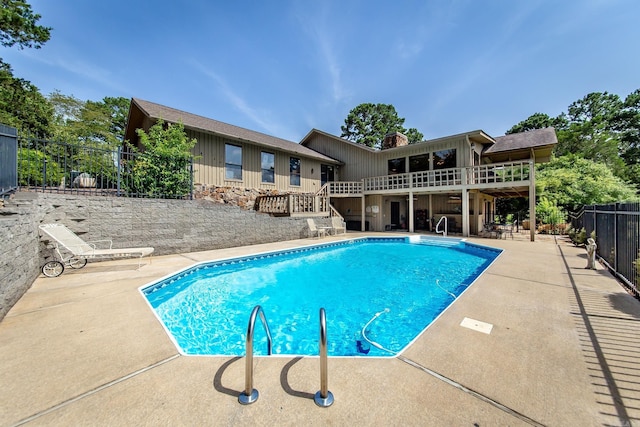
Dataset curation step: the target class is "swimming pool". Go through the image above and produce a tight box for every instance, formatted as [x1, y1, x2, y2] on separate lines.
[141, 236, 501, 357]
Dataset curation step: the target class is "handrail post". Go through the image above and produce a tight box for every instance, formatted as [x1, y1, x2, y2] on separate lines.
[314, 308, 334, 407]
[238, 305, 272, 405]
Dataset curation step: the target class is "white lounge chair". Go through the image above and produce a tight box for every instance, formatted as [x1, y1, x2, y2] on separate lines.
[39, 223, 154, 277]
[307, 218, 327, 238]
[331, 217, 346, 234]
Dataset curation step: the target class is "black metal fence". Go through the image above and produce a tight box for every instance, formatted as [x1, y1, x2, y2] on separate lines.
[15, 135, 193, 199]
[0, 124, 18, 195]
[572, 202, 640, 297]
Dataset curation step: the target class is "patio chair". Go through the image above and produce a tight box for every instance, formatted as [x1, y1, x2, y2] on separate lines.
[38, 223, 154, 277]
[501, 223, 514, 239]
[331, 217, 346, 235]
[307, 218, 327, 238]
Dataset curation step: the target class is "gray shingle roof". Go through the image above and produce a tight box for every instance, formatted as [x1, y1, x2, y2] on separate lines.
[485, 127, 558, 153]
[131, 98, 339, 163]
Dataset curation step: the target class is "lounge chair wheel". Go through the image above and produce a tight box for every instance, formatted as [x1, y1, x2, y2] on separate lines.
[68, 257, 88, 269]
[42, 261, 64, 278]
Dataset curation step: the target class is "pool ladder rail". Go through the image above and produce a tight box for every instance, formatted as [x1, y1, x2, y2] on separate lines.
[238, 305, 334, 408]
[435, 216, 448, 237]
[238, 305, 272, 405]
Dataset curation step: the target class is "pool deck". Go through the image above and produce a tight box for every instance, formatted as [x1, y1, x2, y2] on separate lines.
[2, 232, 640, 426]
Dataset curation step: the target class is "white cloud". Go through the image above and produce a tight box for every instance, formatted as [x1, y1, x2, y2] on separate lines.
[293, 4, 350, 105]
[14, 49, 127, 95]
[189, 60, 298, 139]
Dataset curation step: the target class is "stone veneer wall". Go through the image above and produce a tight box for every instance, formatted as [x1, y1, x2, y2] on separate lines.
[0, 190, 331, 321]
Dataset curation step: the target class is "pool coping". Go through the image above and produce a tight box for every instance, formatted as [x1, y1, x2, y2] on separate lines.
[2, 232, 639, 426]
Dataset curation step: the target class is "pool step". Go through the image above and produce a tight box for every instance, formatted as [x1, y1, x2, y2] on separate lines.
[412, 239, 462, 248]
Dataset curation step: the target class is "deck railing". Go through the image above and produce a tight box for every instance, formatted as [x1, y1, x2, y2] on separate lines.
[256, 193, 328, 216]
[328, 181, 362, 195]
[331, 161, 532, 195]
[467, 161, 532, 185]
[256, 161, 533, 214]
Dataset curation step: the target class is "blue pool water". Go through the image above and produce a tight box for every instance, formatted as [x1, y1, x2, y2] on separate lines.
[141, 237, 501, 357]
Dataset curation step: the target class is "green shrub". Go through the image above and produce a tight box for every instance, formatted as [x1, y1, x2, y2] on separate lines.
[567, 227, 587, 246]
[130, 120, 197, 197]
[18, 148, 62, 186]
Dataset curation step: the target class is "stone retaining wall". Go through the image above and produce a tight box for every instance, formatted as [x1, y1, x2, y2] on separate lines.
[1, 197, 40, 321]
[0, 191, 330, 321]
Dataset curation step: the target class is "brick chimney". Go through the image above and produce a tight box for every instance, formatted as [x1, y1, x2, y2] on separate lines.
[382, 132, 409, 150]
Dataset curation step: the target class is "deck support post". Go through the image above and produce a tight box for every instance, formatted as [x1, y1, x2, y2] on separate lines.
[361, 194, 366, 232]
[462, 189, 470, 237]
[408, 191, 414, 233]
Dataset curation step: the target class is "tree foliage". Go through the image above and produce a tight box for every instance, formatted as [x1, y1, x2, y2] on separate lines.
[0, 62, 53, 137]
[536, 197, 566, 232]
[0, 0, 53, 136]
[0, 0, 51, 50]
[507, 90, 640, 186]
[132, 120, 196, 197]
[506, 112, 568, 134]
[536, 155, 636, 212]
[341, 103, 424, 149]
[17, 147, 62, 186]
[48, 91, 129, 148]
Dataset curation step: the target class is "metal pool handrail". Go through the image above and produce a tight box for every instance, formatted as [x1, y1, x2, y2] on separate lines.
[238, 305, 273, 405]
[314, 308, 334, 407]
[435, 216, 448, 237]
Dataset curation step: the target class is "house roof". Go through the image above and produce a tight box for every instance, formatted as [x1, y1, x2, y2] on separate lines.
[483, 127, 557, 163]
[486, 127, 558, 154]
[301, 128, 496, 153]
[301, 127, 558, 165]
[125, 98, 340, 164]
[300, 128, 379, 153]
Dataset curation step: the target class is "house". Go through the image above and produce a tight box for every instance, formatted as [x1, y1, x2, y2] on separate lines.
[124, 98, 557, 241]
[125, 98, 341, 195]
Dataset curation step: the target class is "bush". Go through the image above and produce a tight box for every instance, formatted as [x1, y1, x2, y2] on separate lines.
[537, 197, 567, 234]
[567, 227, 596, 246]
[18, 147, 62, 186]
[567, 227, 587, 245]
[131, 120, 197, 197]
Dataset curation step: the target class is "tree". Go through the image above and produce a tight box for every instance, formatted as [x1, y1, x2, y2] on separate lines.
[0, 0, 51, 50]
[341, 103, 424, 149]
[619, 89, 640, 167]
[536, 155, 637, 212]
[48, 92, 129, 148]
[102, 96, 130, 141]
[506, 112, 568, 135]
[131, 120, 197, 197]
[0, 0, 52, 136]
[507, 90, 640, 184]
[0, 63, 53, 137]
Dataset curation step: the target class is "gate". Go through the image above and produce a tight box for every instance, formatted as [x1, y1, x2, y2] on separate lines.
[0, 124, 18, 195]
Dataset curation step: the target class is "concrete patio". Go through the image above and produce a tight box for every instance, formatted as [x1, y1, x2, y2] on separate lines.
[1, 233, 639, 426]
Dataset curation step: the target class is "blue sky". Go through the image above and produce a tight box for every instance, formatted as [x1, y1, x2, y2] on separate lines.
[4, 0, 640, 142]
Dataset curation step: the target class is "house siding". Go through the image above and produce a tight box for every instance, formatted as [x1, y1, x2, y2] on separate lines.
[304, 134, 473, 182]
[189, 129, 323, 193]
[303, 133, 379, 181]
